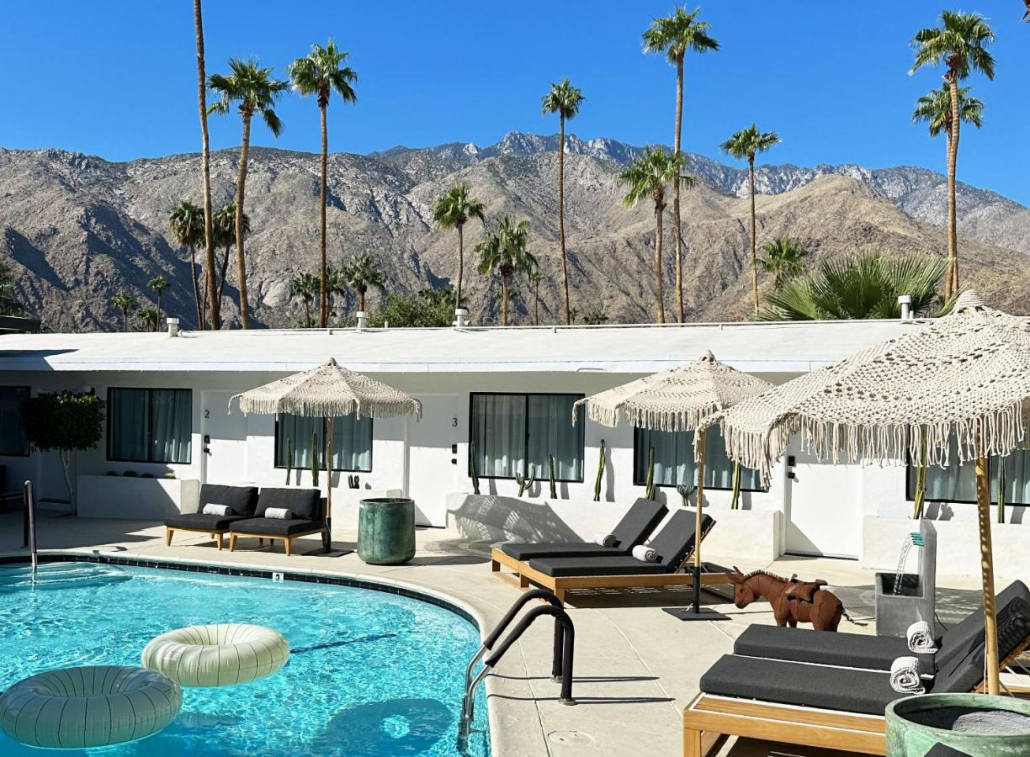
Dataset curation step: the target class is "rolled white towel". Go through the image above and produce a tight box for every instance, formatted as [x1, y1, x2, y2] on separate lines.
[202, 504, 229, 516]
[264, 507, 293, 520]
[593, 534, 617, 548]
[631, 545, 658, 563]
[889, 656, 925, 694]
[907, 620, 938, 654]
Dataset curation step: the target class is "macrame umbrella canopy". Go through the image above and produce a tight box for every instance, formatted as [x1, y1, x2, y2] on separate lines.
[232, 358, 422, 420]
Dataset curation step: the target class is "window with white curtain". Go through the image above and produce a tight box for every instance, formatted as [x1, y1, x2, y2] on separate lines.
[633, 426, 765, 491]
[469, 393, 584, 482]
[274, 413, 373, 472]
[0, 386, 30, 456]
[107, 388, 191, 464]
[907, 436, 1030, 505]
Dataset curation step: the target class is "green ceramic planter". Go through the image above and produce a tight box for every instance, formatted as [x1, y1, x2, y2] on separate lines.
[357, 498, 416, 565]
[886, 693, 1030, 756]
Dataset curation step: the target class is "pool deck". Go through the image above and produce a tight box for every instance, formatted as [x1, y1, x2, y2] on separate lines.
[0, 511, 1019, 757]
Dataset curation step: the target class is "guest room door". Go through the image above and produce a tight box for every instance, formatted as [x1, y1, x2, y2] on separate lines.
[201, 391, 249, 484]
[784, 439, 863, 558]
[405, 393, 460, 527]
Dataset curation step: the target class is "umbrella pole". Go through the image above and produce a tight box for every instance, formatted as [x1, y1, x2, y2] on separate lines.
[975, 453, 1000, 695]
[325, 416, 333, 553]
[692, 428, 706, 614]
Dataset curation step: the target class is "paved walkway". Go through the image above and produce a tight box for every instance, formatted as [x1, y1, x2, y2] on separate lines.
[0, 511, 1009, 757]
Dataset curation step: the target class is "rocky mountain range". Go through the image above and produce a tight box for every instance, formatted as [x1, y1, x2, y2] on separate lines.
[1, 131, 1028, 331]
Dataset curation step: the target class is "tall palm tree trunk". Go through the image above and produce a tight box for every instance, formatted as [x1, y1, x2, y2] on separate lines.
[654, 205, 666, 324]
[558, 115, 571, 325]
[217, 245, 231, 303]
[748, 157, 759, 315]
[319, 104, 329, 327]
[946, 76, 961, 299]
[534, 279, 540, 325]
[156, 291, 163, 325]
[358, 290, 366, 312]
[194, 0, 217, 330]
[501, 276, 510, 326]
[235, 116, 252, 328]
[189, 244, 203, 327]
[455, 224, 464, 311]
[673, 55, 685, 324]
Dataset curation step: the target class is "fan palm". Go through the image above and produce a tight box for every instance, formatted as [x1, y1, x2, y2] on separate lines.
[289, 40, 357, 328]
[192, 0, 217, 329]
[326, 264, 350, 321]
[212, 202, 251, 311]
[140, 307, 160, 332]
[541, 78, 585, 325]
[910, 11, 995, 299]
[289, 272, 320, 327]
[912, 84, 984, 139]
[111, 292, 138, 332]
[643, 5, 719, 323]
[168, 200, 205, 328]
[759, 238, 810, 289]
[344, 253, 384, 313]
[529, 270, 543, 325]
[432, 183, 485, 311]
[208, 58, 289, 328]
[756, 251, 946, 321]
[720, 124, 781, 315]
[147, 275, 170, 325]
[476, 217, 537, 326]
[617, 146, 692, 324]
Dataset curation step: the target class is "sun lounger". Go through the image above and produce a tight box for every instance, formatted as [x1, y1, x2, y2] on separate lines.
[491, 510, 723, 603]
[164, 484, 259, 550]
[683, 582, 1030, 756]
[228, 488, 327, 556]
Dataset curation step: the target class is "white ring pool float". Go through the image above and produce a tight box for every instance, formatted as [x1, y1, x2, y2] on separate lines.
[141, 623, 290, 687]
[0, 665, 181, 749]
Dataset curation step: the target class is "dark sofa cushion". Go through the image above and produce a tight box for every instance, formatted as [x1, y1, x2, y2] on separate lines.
[230, 517, 326, 537]
[501, 543, 622, 561]
[199, 484, 259, 517]
[645, 510, 714, 569]
[255, 488, 321, 521]
[165, 512, 247, 531]
[936, 581, 1030, 671]
[528, 555, 671, 578]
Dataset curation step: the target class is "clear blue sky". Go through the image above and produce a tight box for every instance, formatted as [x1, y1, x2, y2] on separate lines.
[1, 1, 1027, 202]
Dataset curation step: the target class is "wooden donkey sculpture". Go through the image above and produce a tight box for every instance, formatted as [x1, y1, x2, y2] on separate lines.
[727, 567, 853, 632]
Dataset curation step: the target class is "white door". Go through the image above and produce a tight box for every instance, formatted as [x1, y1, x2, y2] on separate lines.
[406, 394, 460, 527]
[784, 439, 863, 558]
[202, 391, 249, 484]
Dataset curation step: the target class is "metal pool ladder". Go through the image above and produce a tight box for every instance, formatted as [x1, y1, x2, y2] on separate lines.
[457, 589, 575, 750]
[22, 480, 38, 575]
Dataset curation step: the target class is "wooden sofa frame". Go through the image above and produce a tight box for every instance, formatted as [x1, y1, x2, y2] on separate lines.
[165, 526, 229, 551]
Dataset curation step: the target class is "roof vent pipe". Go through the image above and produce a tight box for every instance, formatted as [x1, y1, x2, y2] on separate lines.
[356, 311, 367, 331]
[898, 295, 912, 321]
[453, 308, 468, 329]
[166, 317, 180, 337]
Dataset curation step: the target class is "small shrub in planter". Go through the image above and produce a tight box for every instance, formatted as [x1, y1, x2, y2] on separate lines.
[162, 472, 176, 480]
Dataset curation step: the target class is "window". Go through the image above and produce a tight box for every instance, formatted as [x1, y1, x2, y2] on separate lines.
[633, 426, 765, 492]
[469, 393, 584, 481]
[0, 386, 30, 456]
[108, 388, 192, 464]
[907, 436, 1030, 505]
[275, 413, 373, 472]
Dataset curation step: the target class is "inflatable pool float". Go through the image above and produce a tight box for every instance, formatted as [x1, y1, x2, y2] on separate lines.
[142, 623, 290, 687]
[0, 665, 181, 748]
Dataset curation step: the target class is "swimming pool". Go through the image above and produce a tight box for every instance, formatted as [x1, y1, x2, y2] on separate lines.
[0, 561, 490, 756]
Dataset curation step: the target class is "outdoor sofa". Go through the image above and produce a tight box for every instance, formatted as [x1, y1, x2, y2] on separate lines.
[164, 484, 259, 550]
[683, 580, 1030, 756]
[228, 487, 327, 556]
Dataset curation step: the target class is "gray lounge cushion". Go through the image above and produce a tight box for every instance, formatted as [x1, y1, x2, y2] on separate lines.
[935, 580, 1030, 671]
[501, 499, 668, 561]
[165, 512, 247, 531]
[230, 517, 326, 537]
[198, 484, 259, 517]
[255, 488, 322, 521]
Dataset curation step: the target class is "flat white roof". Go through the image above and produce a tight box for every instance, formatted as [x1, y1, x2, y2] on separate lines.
[0, 320, 919, 375]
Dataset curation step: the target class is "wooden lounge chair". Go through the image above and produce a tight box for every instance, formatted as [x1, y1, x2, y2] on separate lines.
[164, 484, 259, 550]
[683, 583, 1030, 756]
[492, 510, 724, 604]
[228, 488, 327, 556]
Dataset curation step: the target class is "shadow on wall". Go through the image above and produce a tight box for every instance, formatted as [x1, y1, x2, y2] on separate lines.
[449, 495, 582, 544]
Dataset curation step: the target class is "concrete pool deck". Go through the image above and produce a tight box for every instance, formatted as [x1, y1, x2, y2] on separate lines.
[0, 511, 1021, 757]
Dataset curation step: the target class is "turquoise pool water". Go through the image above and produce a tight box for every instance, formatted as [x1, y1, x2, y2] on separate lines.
[0, 562, 490, 756]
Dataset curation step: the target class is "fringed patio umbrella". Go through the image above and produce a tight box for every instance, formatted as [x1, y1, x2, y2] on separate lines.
[706, 290, 1030, 694]
[573, 351, 772, 617]
[232, 358, 422, 550]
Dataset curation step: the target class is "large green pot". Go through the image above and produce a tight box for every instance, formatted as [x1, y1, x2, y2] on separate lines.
[886, 693, 1030, 756]
[357, 498, 416, 565]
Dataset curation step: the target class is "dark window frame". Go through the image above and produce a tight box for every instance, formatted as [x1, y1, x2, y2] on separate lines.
[106, 387, 193, 465]
[468, 391, 586, 483]
[904, 455, 1029, 506]
[631, 427, 767, 493]
[0, 385, 31, 457]
[273, 415, 374, 473]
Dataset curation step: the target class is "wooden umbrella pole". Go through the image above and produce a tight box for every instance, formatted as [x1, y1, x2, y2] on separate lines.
[692, 428, 707, 613]
[975, 453, 1000, 695]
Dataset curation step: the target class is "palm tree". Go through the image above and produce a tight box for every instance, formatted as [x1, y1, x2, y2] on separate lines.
[541, 78, 585, 325]
[913, 84, 984, 141]
[617, 146, 691, 324]
[643, 5, 719, 323]
[326, 263, 351, 321]
[432, 183, 485, 311]
[140, 307, 160, 332]
[759, 238, 810, 289]
[529, 269, 543, 325]
[289, 272, 320, 327]
[288, 40, 357, 328]
[147, 275, 170, 325]
[192, 0, 217, 330]
[476, 217, 538, 326]
[111, 292, 138, 332]
[208, 58, 289, 328]
[212, 202, 251, 310]
[910, 11, 995, 299]
[757, 251, 946, 321]
[344, 253, 384, 313]
[720, 124, 781, 315]
[168, 200, 205, 328]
